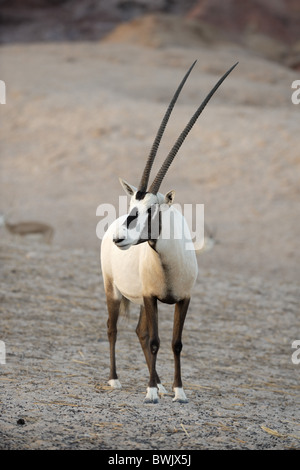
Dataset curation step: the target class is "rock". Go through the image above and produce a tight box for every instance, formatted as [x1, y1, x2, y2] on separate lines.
[102, 13, 223, 48]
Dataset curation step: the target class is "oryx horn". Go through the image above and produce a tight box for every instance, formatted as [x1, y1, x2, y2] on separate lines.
[148, 62, 238, 195]
[138, 60, 197, 193]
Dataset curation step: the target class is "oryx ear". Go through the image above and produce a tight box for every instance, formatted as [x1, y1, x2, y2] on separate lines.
[164, 190, 175, 206]
[119, 178, 137, 196]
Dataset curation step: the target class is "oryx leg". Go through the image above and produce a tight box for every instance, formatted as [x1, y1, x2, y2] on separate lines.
[172, 298, 190, 403]
[136, 306, 167, 396]
[143, 296, 160, 403]
[105, 281, 122, 389]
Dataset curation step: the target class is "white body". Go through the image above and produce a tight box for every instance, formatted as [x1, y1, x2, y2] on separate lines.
[101, 205, 198, 305]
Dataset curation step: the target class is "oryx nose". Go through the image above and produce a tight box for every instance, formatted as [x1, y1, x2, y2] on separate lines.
[113, 236, 125, 245]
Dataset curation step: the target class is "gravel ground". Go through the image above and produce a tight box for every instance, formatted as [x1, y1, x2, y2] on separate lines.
[0, 238, 299, 450]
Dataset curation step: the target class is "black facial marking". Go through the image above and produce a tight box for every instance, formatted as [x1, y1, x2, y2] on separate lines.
[137, 205, 161, 248]
[135, 191, 147, 200]
[124, 203, 162, 247]
[147, 206, 160, 240]
[125, 208, 138, 229]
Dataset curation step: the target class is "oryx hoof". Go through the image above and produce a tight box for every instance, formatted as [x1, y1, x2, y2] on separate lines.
[108, 379, 122, 389]
[157, 383, 168, 396]
[144, 387, 159, 404]
[172, 387, 188, 403]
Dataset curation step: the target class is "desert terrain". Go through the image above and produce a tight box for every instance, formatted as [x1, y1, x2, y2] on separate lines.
[0, 12, 299, 450]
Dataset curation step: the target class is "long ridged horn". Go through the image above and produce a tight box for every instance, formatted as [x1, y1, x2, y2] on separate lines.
[148, 62, 238, 195]
[137, 60, 197, 193]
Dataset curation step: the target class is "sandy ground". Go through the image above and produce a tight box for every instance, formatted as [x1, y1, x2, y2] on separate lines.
[0, 28, 300, 450]
[0, 239, 299, 450]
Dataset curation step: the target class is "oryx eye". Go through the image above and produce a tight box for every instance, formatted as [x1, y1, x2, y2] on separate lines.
[126, 208, 138, 229]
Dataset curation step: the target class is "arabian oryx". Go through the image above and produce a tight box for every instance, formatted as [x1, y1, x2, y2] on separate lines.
[100, 61, 238, 403]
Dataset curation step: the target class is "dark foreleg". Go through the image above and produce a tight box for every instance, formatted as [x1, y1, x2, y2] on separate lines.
[106, 283, 122, 389]
[172, 298, 190, 402]
[142, 296, 160, 403]
[136, 306, 167, 396]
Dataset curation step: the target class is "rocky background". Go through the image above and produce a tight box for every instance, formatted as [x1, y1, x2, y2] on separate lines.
[0, 0, 299, 69]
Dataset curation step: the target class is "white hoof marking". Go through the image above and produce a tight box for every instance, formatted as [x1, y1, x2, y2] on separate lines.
[144, 387, 159, 404]
[173, 387, 188, 403]
[108, 379, 122, 389]
[157, 383, 168, 395]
